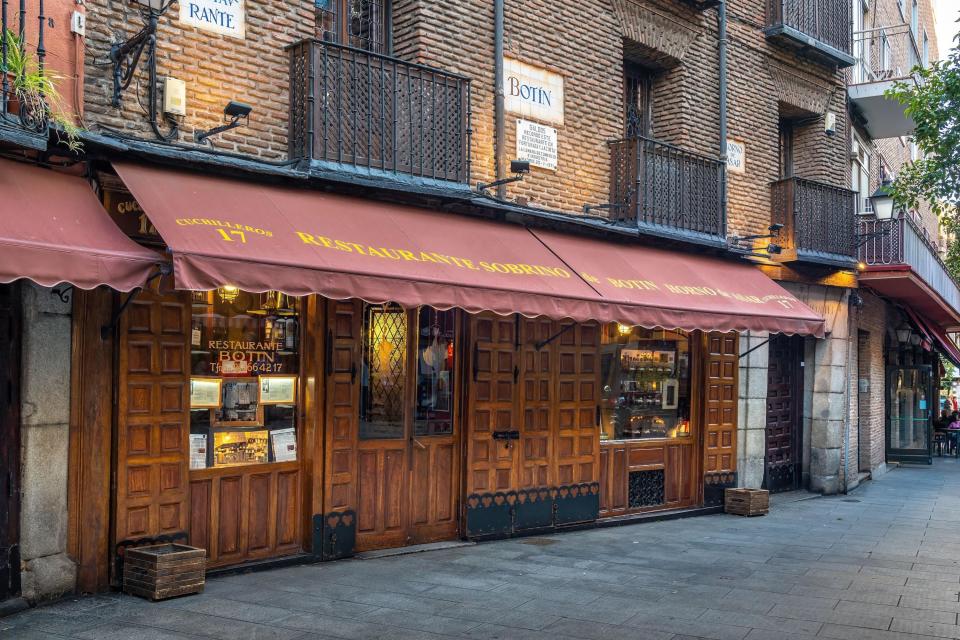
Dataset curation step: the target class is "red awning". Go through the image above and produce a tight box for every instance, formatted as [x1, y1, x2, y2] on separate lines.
[0, 158, 160, 291]
[906, 307, 960, 367]
[113, 162, 824, 336]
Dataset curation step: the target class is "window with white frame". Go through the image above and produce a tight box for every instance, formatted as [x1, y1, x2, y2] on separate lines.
[851, 133, 872, 214]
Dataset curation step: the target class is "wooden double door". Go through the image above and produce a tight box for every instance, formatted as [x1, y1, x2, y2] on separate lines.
[0, 284, 20, 601]
[465, 314, 600, 497]
[764, 334, 804, 493]
[324, 301, 460, 552]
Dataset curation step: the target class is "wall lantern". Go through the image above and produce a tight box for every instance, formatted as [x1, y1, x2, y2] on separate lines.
[217, 286, 240, 304]
[895, 324, 912, 344]
[910, 332, 922, 347]
[870, 179, 897, 220]
[617, 323, 633, 336]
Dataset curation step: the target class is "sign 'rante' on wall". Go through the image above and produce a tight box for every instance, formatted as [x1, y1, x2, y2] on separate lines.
[503, 58, 564, 126]
[180, 0, 245, 39]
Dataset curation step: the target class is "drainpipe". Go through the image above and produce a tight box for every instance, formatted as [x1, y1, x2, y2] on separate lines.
[494, 0, 506, 199]
[717, 0, 728, 231]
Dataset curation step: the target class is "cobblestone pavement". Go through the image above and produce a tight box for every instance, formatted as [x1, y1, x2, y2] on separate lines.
[5, 458, 960, 640]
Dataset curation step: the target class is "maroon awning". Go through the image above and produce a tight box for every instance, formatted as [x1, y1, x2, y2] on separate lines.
[906, 307, 960, 368]
[0, 158, 160, 291]
[113, 162, 825, 336]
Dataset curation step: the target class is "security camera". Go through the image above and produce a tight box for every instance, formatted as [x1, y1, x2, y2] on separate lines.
[224, 101, 253, 119]
[510, 159, 531, 175]
[824, 112, 837, 137]
[768, 223, 784, 233]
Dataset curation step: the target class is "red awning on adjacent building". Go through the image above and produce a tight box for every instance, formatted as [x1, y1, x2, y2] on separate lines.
[0, 158, 161, 291]
[113, 162, 825, 336]
[906, 307, 960, 368]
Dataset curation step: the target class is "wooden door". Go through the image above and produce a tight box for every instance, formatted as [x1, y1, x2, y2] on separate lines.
[519, 318, 553, 489]
[703, 332, 739, 506]
[0, 284, 20, 601]
[114, 289, 191, 563]
[465, 313, 519, 495]
[765, 334, 803, 493]
[554, 322, 600, 487]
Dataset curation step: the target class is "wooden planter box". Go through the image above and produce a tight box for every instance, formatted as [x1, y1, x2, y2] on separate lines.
[122, 543, 206, 601]
[724, 488, 769, 517]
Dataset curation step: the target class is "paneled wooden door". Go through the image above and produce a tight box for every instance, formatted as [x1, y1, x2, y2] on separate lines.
[764, 334, 803, 493]
[114, 289, 192, 562]
[338, 303, 461, 552]
[0, 284, 21, 601]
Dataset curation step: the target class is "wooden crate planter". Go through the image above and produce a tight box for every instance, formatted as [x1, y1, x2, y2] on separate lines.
[123, 544, 206, 601]
[724, 488, 769, 517]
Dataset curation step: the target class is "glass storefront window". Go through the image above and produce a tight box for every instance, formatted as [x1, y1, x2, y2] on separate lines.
[415, 308, 455, 436]
[189, 289, 300, 469]
[360, 303, 408, 439]
[600, 325, 691, 441]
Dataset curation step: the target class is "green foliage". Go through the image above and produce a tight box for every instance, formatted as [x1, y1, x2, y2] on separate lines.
[3, 29, 82, 152]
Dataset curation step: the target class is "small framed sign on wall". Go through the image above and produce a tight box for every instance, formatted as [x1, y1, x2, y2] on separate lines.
[180, 0, 246, 39]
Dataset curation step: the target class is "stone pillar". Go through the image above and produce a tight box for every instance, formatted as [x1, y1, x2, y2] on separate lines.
[808, 291, 851, 495]
[782, 282, 851, 495]
[18, 283, 76, 603]
[737, 331, 769, 489]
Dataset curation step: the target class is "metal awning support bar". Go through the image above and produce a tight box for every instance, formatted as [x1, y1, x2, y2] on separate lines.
[100, 264, 171, 339]
[739, 338, 771, 360]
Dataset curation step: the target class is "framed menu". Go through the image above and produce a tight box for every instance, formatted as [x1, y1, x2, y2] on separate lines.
[259, 375, 296, 405]
[190, 377, 222, 408]
[271, 427, 298, 462]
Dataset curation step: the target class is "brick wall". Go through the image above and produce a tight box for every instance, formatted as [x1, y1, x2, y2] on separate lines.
[78, 0, 849, 236]
[855, 290, 887, 474]
[82, 0, 314, 159]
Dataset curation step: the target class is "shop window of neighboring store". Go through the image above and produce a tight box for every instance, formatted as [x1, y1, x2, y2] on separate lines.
[359, 303, 456, 439]
[189, 289, 300, 469]
[316, 0, 387, 53]
[599, 325, 692, 441]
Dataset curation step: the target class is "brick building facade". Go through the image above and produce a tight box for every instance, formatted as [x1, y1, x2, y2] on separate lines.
[2, 0, 956, 609]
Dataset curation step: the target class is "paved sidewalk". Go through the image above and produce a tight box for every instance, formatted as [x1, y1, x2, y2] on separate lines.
[5, 458, 960, 640]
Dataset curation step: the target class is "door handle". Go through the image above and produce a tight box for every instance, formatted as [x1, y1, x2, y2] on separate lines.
[350, 362, 357, 384]
[411, 438, 427, 450]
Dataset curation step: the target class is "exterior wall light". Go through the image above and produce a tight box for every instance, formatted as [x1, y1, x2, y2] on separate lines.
[896, 324, 912, 344]
[477, 160, 530, 194]
[870, 179, 896, 220]
[217, 286, 240, 303]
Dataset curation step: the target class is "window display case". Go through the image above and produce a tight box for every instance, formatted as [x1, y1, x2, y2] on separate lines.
[188, 289, 300, 469]
[600, 326, 691, 441]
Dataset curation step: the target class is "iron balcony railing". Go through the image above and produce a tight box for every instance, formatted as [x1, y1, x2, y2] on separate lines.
[849, 24, 923, 85]
[859, 213, 960, 315]
[1, 0, 48, 134]
[767, 0, 851, 56]
[288, 39, 471, 183]
[607, 136, 725, 240]
[771, 176, 857, 262]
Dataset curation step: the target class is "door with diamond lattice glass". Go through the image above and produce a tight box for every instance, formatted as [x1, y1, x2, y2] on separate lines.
[354, 303, 460, 551]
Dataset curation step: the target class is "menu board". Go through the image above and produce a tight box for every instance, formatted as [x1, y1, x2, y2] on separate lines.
[259, 376, 296, 405]
[190, 377, 222, 408]
[271, 427, 298, 462]
[189, 433, 208, 470]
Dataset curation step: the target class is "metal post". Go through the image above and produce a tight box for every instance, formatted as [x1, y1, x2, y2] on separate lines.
[717, 0, 729, 232]
[2, 0, 8, 115]
[494, 0, 505, 198]
[35, 0, 43, 73]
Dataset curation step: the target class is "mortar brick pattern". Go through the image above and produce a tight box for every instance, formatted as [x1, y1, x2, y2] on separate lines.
[79, 0, 850, 238]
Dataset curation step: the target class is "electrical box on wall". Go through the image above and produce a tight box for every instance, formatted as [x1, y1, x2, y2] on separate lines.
[163, 77, 186, 116]
[70, 11, 85, 36]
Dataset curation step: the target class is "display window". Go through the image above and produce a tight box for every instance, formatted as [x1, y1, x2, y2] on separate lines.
[188, 289, 300, 469]
[600, 324, 691, 441]
[414, 308, 455, 436]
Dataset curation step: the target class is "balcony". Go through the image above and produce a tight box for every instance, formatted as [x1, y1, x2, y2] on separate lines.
[605, 136, 726, 244]
[770, 176, 857, 267]
[848, 24, 923, 138]
[0, 6, 49, 150]
[288, 40, 471, 184]
[765, 0, 855, 68]
[859, 213, 960, 330]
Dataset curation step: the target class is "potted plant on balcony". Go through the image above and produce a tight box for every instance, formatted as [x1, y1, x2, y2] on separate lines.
[3, 29, 82, 151]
